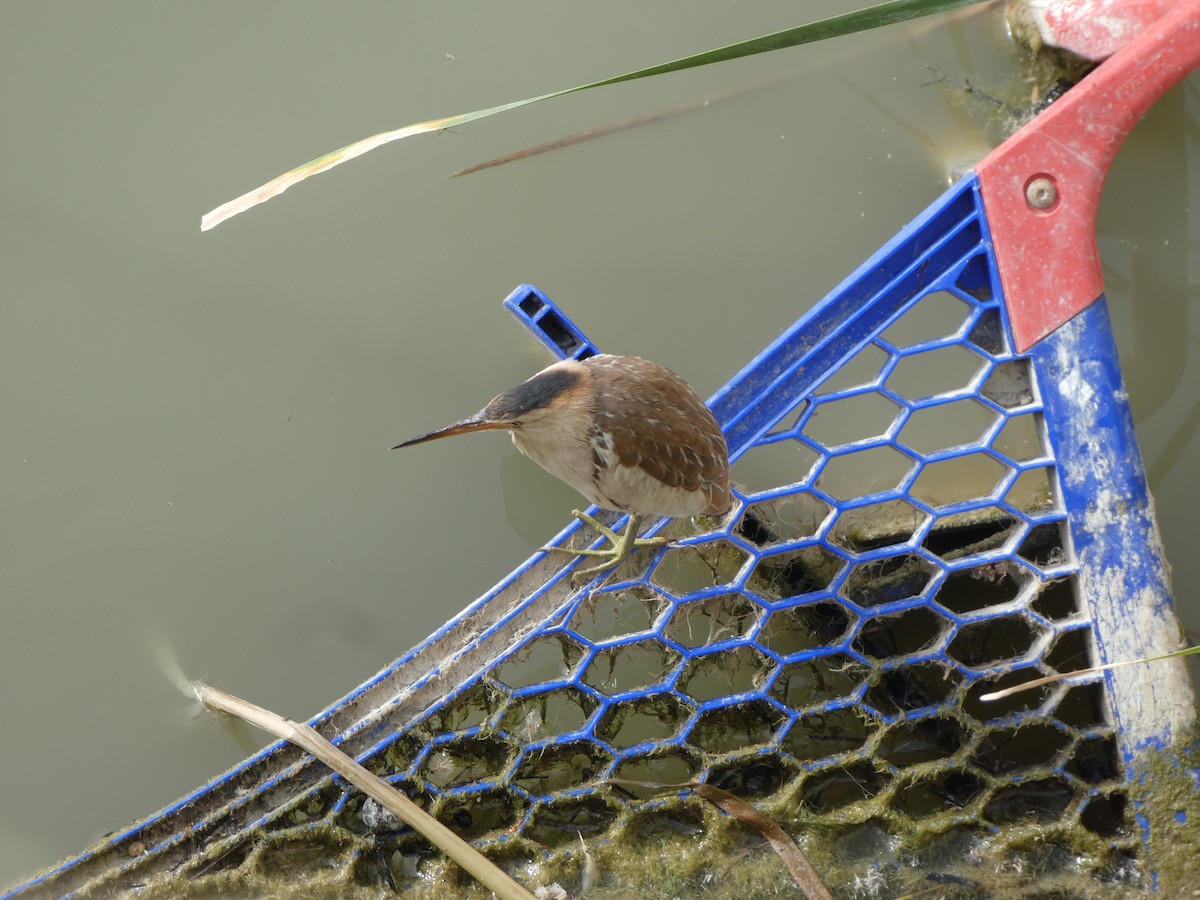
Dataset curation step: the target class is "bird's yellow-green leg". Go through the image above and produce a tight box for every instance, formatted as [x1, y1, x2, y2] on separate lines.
[542, 511, 670, 580]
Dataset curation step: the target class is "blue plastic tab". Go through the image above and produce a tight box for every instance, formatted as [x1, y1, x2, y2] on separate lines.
[503, 283, 598, 362]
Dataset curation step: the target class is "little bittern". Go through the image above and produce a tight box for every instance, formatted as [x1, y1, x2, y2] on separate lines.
[393, 354, 731, 581]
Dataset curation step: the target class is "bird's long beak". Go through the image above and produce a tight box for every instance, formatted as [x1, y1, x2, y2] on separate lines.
[391, 413, 510, 450]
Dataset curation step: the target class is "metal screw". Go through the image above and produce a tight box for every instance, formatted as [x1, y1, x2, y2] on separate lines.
[1026, 177, 1057, 210]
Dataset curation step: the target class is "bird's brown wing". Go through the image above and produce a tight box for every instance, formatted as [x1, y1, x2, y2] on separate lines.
[588, 356, 731, 514]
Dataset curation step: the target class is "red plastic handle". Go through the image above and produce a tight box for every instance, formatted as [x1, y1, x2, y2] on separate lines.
[976, 0, 1200, 352]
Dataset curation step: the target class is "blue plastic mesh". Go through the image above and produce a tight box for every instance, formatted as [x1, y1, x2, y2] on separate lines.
[11, 173, 1187, 898]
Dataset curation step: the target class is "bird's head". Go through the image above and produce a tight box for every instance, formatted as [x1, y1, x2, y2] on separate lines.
[391, 361, 586, 450]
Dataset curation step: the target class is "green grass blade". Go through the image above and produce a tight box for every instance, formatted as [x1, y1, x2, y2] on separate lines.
[201, 0, 985, 230]
[201, 94, 561, 231]
[559, 0, 985, 89]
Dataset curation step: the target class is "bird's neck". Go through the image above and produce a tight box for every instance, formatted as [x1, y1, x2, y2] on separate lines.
[509, 401, 599, 503]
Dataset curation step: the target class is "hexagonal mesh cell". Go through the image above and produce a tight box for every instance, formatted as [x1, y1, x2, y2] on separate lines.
[19, 182, 1193, 898]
